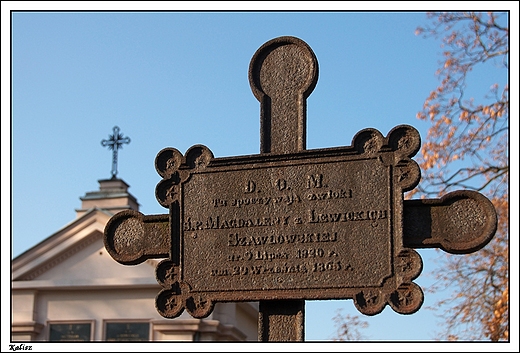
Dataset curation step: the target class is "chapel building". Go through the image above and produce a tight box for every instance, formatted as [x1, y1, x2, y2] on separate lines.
[11, 177, 258, 342]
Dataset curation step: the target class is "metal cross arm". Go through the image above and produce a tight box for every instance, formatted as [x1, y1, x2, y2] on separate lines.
[105, 189, 497, 265]
[103, 36, 497, 341]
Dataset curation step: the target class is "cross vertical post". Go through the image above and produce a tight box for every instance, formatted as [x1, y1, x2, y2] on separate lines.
[249, 36, 318, 341]
[101, 126, 131, 178]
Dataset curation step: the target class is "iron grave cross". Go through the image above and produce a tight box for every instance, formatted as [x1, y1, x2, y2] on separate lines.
[103, 37, 497, 341]
[101, 126, 131, 178]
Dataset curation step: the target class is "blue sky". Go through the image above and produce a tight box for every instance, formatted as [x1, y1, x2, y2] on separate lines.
[4, 2, 518, 349]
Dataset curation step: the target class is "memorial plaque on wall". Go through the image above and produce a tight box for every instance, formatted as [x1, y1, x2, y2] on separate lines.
[48, 323, 91, 342]
[105, 322, 150, 341]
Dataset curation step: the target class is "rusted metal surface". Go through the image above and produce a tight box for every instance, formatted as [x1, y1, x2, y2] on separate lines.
[258, 300, 304, 342]
[104, 211, 170, 265]
[403, 190, 497, 254]
[103, 35, 498, 341]
[249, 36, 318, 154]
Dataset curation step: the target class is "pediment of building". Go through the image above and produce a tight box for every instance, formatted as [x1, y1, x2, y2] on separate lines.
[12, 208, 162, 285]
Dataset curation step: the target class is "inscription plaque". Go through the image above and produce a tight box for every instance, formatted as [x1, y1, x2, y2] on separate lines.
[105, 322, 150, 341]
[49, 323, 91, 342]
[183, 158, 390, 291]
[144, 123, 421, 318]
